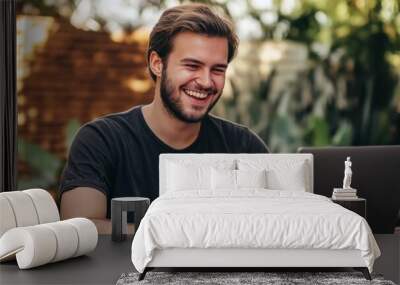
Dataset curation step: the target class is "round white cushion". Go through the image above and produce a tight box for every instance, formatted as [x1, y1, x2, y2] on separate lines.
[0, 191, 39, 227]
[0, 219, 98, 269]
[0, 189, 59, 238]
[24, 189, 60, 224]
[64, 218, 98, 257]
[42, 221, 79, 262]
[0, 196, 17, 237]
[0, 226, 57, 269]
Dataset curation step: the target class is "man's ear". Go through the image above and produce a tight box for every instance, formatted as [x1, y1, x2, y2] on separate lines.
[149, 51, 163, 78]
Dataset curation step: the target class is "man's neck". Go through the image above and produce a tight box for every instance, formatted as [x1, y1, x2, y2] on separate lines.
[142, 99, 202, 150]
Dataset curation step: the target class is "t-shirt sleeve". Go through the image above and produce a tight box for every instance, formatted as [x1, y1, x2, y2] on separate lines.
[58, 122, 114, 197]
[245, 128, 270, 153]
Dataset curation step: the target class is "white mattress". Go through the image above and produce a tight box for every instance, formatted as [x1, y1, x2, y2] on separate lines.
[131, 190, 380, 273]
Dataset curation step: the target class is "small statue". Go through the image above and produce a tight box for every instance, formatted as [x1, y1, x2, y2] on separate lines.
[342, 157, 353, 189]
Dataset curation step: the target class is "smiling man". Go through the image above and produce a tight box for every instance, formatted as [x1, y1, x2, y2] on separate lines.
[59, 4, 269, 233]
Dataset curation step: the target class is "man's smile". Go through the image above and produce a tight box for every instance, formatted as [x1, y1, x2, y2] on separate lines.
[182, 88, 210, 100]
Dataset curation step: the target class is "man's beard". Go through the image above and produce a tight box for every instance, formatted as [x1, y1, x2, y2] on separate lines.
[160, 66, 220, 123]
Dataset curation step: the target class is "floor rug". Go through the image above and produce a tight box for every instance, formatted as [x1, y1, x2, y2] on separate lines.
[116, 271, 396, 285]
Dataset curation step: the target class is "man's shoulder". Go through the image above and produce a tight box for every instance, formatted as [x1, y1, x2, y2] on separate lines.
[205, 113, 269, 153]
[206, 113, 251, 134]
[71, 106, 142, 146]
[81, 106, 141, 132]
[90, 105, 141, 125]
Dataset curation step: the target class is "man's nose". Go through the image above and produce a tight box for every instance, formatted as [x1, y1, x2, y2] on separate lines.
[196, 70, 213, 89]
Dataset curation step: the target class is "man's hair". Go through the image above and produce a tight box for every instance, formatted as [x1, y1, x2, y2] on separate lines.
[147, 3, 239, 81]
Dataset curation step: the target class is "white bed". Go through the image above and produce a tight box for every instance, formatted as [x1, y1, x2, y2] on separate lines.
[131, 154, 380, 280]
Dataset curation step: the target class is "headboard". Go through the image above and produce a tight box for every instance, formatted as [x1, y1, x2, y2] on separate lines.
[159, 153, 314, 195]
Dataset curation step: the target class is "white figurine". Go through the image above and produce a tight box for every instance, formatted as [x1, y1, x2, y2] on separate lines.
[342, 157, 353, 189]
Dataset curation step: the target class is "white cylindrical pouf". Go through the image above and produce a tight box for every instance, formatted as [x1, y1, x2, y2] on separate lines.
[0, 218, 98, 269]
[42, 221, 79, 262]
[0, 226, 57, 269]
[0, 196, 17, 237]
[0, 192, 39, 227]
[23, 189, 60, 223]
[64, 218, 98, 257]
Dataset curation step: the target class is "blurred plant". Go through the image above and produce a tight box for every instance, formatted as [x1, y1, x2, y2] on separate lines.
[17, 119, 81, 190]
[211, 0, 400, 152]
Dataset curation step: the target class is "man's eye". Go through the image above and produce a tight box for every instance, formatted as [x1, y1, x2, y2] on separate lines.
[185, 64, 198, 70]
[213, 69, 226, 74]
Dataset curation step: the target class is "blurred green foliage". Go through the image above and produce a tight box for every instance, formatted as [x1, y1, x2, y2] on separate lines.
[18, 119, 81, 190]
[205, 0, 400, 152]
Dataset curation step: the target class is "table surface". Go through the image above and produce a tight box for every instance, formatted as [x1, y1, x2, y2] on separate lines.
[1, 235, 398, 285]
[112, 197, 150, 202]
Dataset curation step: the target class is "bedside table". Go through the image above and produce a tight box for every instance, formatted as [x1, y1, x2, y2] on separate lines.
[331, 198, 366, 218]
[111, 197, 150, 242]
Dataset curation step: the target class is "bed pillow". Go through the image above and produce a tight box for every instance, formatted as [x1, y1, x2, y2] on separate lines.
[236, 169, 267, 189]
[266, 167, 306, 191]
[166, 158, 236, 171]
[211, 168, 236, 190]
[166, 162, 211, 191]
[237, 159, 308, 191]
[211, 168, 268, 191]
[165, 159, 236, 192]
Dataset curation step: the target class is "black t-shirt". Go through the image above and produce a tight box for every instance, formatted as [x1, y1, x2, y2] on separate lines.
[59, 106, 269, 218]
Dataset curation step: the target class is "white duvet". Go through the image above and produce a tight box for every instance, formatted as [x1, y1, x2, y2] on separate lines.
[131, 190, 380, 273]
